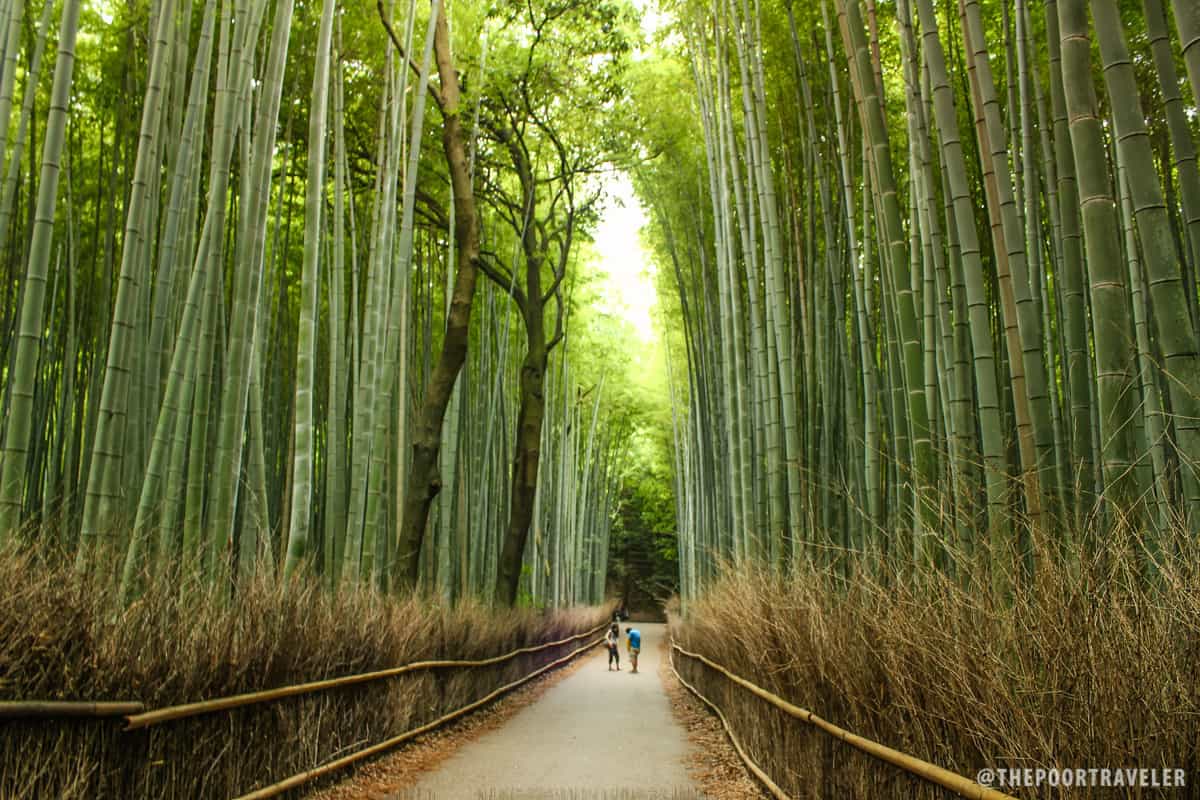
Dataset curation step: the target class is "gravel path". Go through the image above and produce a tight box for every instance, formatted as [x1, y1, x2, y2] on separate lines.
[405, 622, 700, 799]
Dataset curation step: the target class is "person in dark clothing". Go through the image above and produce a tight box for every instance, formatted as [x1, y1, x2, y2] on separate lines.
[605, 624, 621, 671]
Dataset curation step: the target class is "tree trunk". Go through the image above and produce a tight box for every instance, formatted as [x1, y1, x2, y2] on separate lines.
[495, 332, 547, 606]
[394, 0, 480, 592]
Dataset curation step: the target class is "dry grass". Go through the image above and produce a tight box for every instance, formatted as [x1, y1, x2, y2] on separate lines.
[670, 533, 1200, 799]
[0, 546, 609, 799]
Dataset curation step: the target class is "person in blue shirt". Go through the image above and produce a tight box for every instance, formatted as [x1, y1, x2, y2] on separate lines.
[625, 627, 641, 674]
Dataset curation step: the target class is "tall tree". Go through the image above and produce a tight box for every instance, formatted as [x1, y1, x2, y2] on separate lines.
[393, 0, 486, 591]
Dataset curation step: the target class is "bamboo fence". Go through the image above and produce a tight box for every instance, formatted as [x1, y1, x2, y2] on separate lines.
[671, 642, 1017, 800]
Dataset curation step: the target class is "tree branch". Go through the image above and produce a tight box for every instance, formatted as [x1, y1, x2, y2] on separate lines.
[415, 187, 450, 228]
[542, 215, 573, 306]
[478, 252, 528, 311]
[377, 0, 446, 111]
[546, 287, 566, 353]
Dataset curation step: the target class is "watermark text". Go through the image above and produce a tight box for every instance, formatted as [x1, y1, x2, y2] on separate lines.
[976, 767, 1186, 789]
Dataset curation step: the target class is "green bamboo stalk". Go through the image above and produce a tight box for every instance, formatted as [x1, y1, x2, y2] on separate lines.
[1170, 0, 1200, 108]
[0, 0, 24, 186]
[914, 0, 1009, 546]
[960, 0, 1056, 530]
[820, 0, 881, 534]
[1057, 0, 1138, 510]
[0, 0, 84, 540]
[838, 0, 935, 549]
[1091, 0, 1200, 524]
[1118, 156, 1171, 537]
[1143, 0, 1200, 313]
[206, 0, 294, 577]
[1045, 0, 1093, 522]
[324, 35, 349, 586]
[0, 0, 52, 269]
[281, 0, 337, 580]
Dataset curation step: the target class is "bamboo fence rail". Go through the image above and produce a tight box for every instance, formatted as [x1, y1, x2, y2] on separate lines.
[3, 622, 607, 795]
[1, 621, 606, 729]
[0, 701, 144, 718]
[671, 642, 1017, 800]
[667, 648, 788, 799]
[123, 621, 609, 730]
[234, 634, 605, 799]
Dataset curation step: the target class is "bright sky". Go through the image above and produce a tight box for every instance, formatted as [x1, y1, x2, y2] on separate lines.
[587, 0, 666, 346]
[593, 173, 658, 343]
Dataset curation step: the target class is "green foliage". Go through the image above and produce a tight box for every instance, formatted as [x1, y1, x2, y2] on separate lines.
[608, 426, 679, 608]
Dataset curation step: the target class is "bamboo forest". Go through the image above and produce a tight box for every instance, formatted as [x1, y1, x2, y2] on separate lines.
[2, 0, 1200, 795]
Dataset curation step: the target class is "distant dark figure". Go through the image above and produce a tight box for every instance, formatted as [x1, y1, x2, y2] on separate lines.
[625, 626, 641, 674]
[605, 623, 621, 671]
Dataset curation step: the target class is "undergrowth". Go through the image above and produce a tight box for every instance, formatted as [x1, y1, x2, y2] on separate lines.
[670, 533, 1200, 799]
[0, 546, 609, 799]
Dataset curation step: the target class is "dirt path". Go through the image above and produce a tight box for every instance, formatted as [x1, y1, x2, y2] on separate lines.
[403, 622, 700, 799]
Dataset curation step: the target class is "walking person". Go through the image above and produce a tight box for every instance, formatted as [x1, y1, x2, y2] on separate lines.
[605, 623, 621, 671]
[625, 626, 641, 674]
